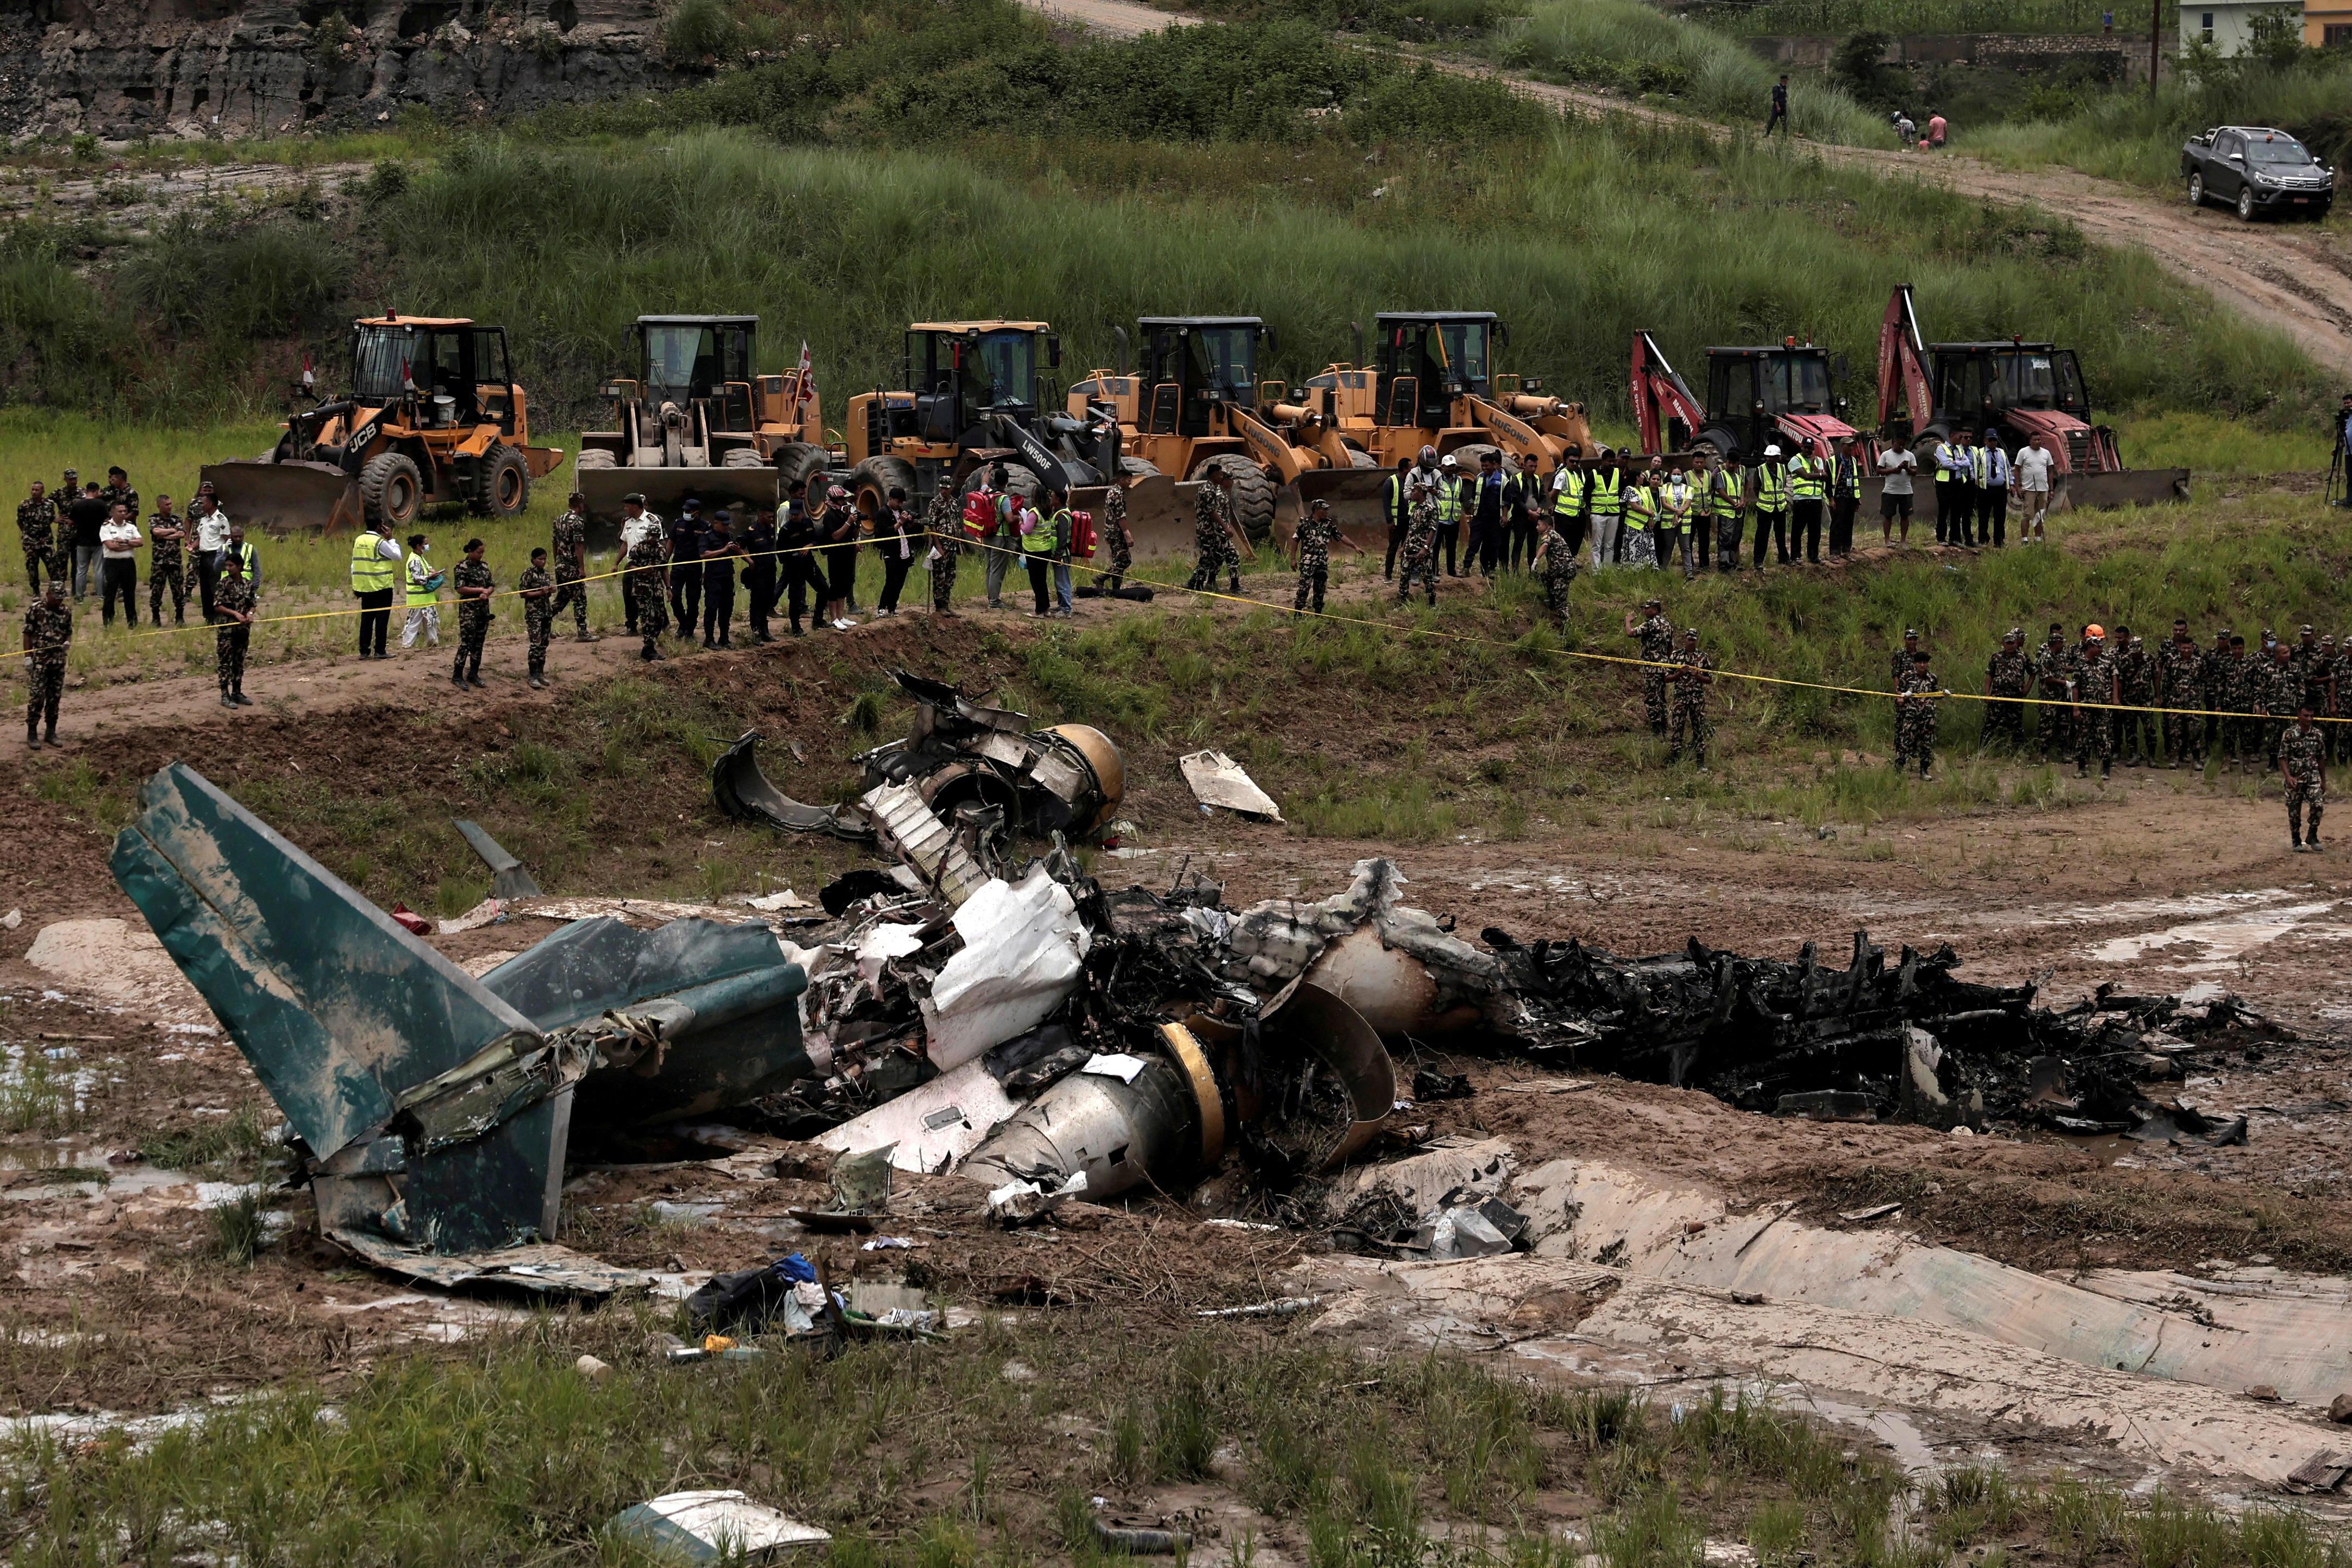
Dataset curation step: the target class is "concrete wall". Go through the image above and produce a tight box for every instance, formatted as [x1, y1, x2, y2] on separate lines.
[1746, 30, 2176, 84]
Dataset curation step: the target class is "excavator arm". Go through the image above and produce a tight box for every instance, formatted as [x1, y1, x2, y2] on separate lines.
[1631, 331, 1706, 456]
[1879, 285, 1934, 434]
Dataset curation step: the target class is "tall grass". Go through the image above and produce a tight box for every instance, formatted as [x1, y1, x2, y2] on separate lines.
[370, 124, 2320, 436]
[1490, 0, 1888, 143]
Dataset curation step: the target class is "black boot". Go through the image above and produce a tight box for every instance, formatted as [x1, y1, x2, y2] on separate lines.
[2100, 758, 2111, 778]
[24, 728, 37, 750]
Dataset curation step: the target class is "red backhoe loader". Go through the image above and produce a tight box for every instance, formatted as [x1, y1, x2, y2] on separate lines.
[1878, 285, 2188, 511]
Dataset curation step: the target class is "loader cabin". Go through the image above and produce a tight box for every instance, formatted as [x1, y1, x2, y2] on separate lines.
[1136, 317, 1264, 434]
[1374, 312, 1500, 428]
[903, 322, 1060, 443]
[626, 315, 759, 428]
[1703, 343, 1841, 456]
[1926, 340, 2092, 430]
[348, 316, 521, 437]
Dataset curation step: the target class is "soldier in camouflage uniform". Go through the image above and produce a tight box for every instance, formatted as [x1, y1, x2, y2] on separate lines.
[214, 552, 257, 708]
[2257, 640, 2304, 774]
[146, 495, 189, 625]
[518, 548, 556, 689]
[1529, 514, 1580, 628]
[1981, 628, 2029, 751]
[1666, 628, 1715, 769]
[1627, 599, 1674, 738]
[1894, 650, 1942, 780]
[451, 537, 494, 691]
[1186, 467, 1243, 594]
[1397, 497, 1441, 607]
[1890, 628, 1923, 692]
[628, 505, 671, 661]
[16, 481, 57, 593]
[2307, 634, 2339, 764]
[1291, 498, 1359, 613]
[21, 578, 70, 748]
[2159, 619, 2202, 769]
[2035, 625, 2077, 763]
[2199, 628, 2235, 761]
[550, 493, 597, 641]
[2283, 707, 2328, 851]
[2217, 634, 2257, 767]
[2114, 628, 2157, 767]
[2072, 629, 2117, 778]
[925, 487, 963, 614]
[1094, 473, 1135, 592]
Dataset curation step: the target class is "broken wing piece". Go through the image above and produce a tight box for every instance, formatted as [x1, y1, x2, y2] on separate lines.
[453, 819, 543, 900]
[712, 732, 874, 841]
[109, 764, 566, 1252]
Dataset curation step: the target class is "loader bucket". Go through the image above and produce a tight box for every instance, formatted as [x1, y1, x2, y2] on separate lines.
[576, 464, 782, 554]
[1274, 468, 1397, 554]
[201, 459, 365, 538]
[2061, 469, 2191, 512]
[1120, 476, 1209, 561]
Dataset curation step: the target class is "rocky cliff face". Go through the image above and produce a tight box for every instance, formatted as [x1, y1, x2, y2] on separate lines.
[0, 0, 698, 143]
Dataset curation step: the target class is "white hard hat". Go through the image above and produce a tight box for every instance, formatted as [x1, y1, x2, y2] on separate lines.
[1441, 454, 1459, 468]
[1763, 443, 1782, 457]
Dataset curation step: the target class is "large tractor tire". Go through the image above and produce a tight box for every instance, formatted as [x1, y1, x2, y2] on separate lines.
[1118, 456, 1162, 480]
[773, 441, 830, 492]
[966, 461, 1041, 505]
[358, 452, 424, 531]
[471, 443, 530, 519]
[1449, 442, 1503, 479]
[574, 449, 617, 469]
[1190, 454, 1275, 544]
[721, 446, 767, 469]
[1346, 447, 1378, 469]
[850, 455, 919, 526]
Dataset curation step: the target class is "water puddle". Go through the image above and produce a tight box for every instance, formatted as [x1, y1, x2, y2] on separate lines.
[2085, 903, 2352, 969]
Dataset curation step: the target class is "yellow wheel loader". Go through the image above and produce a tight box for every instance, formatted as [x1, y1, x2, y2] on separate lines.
[1288, 312, 1594, 530]
[1065, 316, 1362, 554]
[202, 315, 566, 536]
[574, 315, 833, 548]
[841, 321, 1122, 526]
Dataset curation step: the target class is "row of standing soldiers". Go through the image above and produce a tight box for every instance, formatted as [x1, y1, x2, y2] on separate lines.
[1975, 620, 2346, 777]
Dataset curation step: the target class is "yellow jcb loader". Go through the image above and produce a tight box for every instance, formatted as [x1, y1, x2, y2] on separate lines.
[202, 314, 566, 536]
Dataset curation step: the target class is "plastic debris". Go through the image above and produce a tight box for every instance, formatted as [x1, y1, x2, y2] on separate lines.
[606, 1491, 830, 1561]
[1080, 1052, 1147, 1084]
[1179, 749, 1283, 820]
[986, 1170, 1089, 1225]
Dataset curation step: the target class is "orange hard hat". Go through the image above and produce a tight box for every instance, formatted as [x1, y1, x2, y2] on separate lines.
[2085, 623, 2105, 639]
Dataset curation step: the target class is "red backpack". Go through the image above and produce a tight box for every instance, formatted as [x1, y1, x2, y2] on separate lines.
[961, 488, 994, 539]
[1071, 510, 1097, 560]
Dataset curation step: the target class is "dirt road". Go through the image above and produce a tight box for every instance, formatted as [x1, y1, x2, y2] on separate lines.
[1018, 0, 2352, 376]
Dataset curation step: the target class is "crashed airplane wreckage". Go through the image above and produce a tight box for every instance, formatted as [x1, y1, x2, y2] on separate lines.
[712, 670, 1128, 881]
[111, 705, 2273, 1262]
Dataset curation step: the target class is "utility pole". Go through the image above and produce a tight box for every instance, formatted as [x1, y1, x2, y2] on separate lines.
[2151, 0, 2160, 98]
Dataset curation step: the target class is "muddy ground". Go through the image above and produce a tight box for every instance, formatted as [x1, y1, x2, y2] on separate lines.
[0, 602, 2348, 1515]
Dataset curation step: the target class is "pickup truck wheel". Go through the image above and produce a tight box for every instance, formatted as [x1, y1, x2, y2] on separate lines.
[2187, 170, 2205, 207]
[2237, 185, 2257, 222]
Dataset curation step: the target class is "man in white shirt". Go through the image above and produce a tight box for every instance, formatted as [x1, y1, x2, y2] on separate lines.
[2013, 442, 2054, 542]
[98, 502, 142, 628]
[191, 488, 232, 621]
[1876, 440, 1917, 547]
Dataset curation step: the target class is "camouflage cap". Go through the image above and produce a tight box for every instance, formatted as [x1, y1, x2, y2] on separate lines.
[1644, 597, 1663, 610]
[1681, 626, 1700, 638]
[2004, 627, 2023, 641]
[2303, 623, 2316, 635]
[1903, 627, 1919, 638]
[61, 468, 77, 479]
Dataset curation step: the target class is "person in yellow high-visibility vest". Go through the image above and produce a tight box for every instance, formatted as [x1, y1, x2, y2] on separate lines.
[1586, 455, 1624, 570]
[1621, 460, 1660, 568]
[348, 522, 403, 659]
[1549, 446, 1589, 560]
[1788, 437, 1827, 563]
[1750, 444, 1791, 569]
[1707, 451, 1745, 570]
